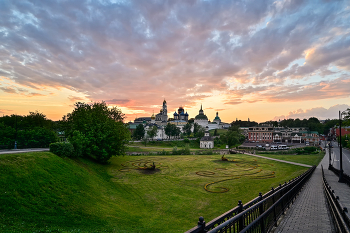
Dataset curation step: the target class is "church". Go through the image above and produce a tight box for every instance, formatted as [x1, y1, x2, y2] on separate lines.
[155, 100, 168, 125]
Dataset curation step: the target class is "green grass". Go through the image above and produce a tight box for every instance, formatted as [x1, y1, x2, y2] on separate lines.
[256, 151, 325, 166]
[209, 129, 227, 136]
[0, 152, 309, 232]
[128, 139, 200, 149]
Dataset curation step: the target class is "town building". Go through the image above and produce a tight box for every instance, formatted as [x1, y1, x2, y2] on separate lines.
[247, 125, 319, 144]
[200, 127, 214, 149]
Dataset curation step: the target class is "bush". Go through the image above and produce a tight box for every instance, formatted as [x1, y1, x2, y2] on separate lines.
[172, 145, 191, 155]
[68, 130, 87, 157]
[50, 142, 75, 157]
[183, 138, 190, 144]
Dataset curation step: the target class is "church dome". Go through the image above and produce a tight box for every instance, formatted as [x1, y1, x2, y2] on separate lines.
[174, 111, 179, 116]
[195, 104, 208, 120]
[151, 113, 155, 119]
[195, 114, 208, 120]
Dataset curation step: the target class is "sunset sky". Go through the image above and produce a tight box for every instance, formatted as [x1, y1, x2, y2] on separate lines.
[0, 0, 350, 123]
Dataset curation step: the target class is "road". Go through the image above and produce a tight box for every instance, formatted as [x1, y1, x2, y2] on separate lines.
[324, 141, 350, 176]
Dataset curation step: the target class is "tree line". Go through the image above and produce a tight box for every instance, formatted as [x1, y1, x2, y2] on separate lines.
[0, 111, 57, 149]
[132, 122, 206, 141]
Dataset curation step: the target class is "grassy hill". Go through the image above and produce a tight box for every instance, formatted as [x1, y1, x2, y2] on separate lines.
[0, 152, 309, 232]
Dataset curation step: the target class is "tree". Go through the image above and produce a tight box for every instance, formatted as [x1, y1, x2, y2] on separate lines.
[183, 123, 192, 137]
[147, 126, 158, 141]
[193, 123, 201, 137]
[174, 126, 181, 138]
[133, 124, 145, 140]
[61, 102, 130, 163]
[142, 136, 149, 146]
[214, 129, 218, 136]
[165, 123, 173, 139]
[221, 126, 245, 148]
[194, 127, 205, 138]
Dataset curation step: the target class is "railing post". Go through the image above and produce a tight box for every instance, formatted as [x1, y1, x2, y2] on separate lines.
[238, 200, 244, 231]
[198, 216, 206, 233]
[271, 187, 277, 227]
[258, 192, 265, 233]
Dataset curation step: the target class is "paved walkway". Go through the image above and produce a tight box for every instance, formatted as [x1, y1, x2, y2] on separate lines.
[0, 148, 49, 155]
[245, 153, 312, 167]
[273, 148, 350, 232]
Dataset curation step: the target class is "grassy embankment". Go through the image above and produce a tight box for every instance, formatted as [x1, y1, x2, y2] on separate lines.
[257, 151, 325, 166]
[1, 152, 310, 232]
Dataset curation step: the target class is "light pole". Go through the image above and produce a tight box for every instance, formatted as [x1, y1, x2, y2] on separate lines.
[328, 142, 332, 170]
[14, 114, 17, 149]
[338, 110, 346, 183]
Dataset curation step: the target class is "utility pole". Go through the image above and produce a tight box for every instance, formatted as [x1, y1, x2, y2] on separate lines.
[338, 110, 344, 183]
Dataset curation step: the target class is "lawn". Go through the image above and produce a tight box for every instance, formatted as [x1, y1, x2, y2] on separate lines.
[209, 129, 228, 136]
[256, 151, 325, 166]
[0, 152, 309, 232]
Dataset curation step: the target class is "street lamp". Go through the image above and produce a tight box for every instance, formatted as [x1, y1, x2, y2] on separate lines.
[328, 142, 332, 170]
[338, 110, 347, 183]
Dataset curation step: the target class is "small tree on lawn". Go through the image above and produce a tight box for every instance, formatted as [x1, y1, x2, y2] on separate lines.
[133, 124, 145, 140]
[147, 125, 158, 141]
[183, 123, 192, 137]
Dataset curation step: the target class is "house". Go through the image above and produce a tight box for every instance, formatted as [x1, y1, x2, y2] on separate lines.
[200, 128, 214, 149]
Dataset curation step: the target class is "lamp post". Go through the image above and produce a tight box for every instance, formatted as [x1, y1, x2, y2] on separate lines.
[328, 142, 332, 170]
[14, 114, 17, 149]
[338, 110, 345, 183]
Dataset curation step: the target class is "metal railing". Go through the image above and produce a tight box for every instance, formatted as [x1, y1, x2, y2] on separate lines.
[322, 165, 350, 233]
[328, 164, 350, 187]
[185, 166, 315, 233]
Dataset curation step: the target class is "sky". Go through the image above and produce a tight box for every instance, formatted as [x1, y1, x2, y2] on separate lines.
[0, 0, 350, 123]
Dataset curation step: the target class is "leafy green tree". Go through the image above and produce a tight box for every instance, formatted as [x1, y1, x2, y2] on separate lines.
[183, 123, 192, 137]
[195, 127, 205, 138]
[174, 126, 181, 138]
[193, 123, 201, 137]
[221, 126, 245, 148]
[142, 136, 149, 146]
[147, 126, 158, 141]
[165, 123, 173, 139]
[133, 124, 145, 140]
[61, 102, 130, 163]
[343, 108, 350, 126]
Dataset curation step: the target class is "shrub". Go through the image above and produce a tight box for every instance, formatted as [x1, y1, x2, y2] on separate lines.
[68, 130, 87, 157]
[183, 138, 190, 144]
[50, 142, 75, 157]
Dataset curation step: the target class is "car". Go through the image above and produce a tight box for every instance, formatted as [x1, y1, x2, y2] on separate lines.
[265, 144, 270, 147]
[305, 143, 309, 146]
[270, 145, 278, 150]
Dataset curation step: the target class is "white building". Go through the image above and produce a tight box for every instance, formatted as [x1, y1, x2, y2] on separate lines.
[200, 128, 214, 149]
[194, 104, 209, 128]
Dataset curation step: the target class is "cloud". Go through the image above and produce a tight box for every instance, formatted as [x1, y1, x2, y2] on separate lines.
[272, 104, 350, 121]
[68, 95, 86, 102]
[26, 92, 45, 97]
[105, 99, 130, 105]
[0, 0, 349, 116]
[0, 86, 17, 94]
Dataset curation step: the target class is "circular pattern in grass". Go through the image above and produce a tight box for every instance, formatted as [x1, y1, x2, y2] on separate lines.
[199, 157, 275, 193]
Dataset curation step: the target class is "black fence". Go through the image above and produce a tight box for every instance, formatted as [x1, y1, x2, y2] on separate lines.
[185, 166, 315, 233]
[328, 164, 350, 187]
[322, 165, 350, 233]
